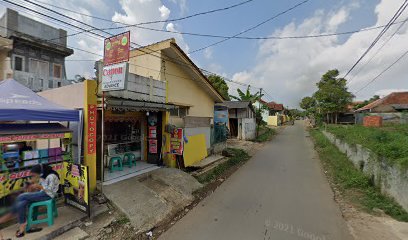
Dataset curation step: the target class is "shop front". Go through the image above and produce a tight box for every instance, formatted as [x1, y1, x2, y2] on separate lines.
[98, 98, 175, 185]
[0, 79, 91, 216]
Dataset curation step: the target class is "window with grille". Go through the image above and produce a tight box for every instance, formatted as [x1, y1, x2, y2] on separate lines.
[53, 64, 62, 79]
[14, 56, 23, 71]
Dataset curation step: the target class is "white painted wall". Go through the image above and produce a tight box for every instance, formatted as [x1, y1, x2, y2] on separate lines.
[241, 118, 256, 140]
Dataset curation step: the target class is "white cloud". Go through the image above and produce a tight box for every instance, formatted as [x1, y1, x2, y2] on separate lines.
[231, 0, 408, 107]
[375, 89, 408, 97]
[159, 5, 171, 19]
[203, 48, 213, 59]
[112, 0, 189, 52]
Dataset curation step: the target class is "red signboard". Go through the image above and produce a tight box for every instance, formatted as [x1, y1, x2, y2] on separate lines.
[87, 104, 97, 154]
[0, 133, 66, 143]
[149, 140, 158, 154]
[104, 31, 130, 66]
[170, 128, 184, 155]
[148, 126, 157, 139]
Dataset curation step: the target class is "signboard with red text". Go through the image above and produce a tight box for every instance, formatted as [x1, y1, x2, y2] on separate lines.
[101, 62, 129, 91]
[103, 31, 130, 66]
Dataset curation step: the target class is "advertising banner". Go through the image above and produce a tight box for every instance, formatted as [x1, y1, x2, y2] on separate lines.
[214, 109, 229, 125]
[87, 104, 97, 154]
[103, 31, 130, 66]
[170, 128, 184, 155]
[0, 163, 64, 209]
[102, 62, 129, 91]
[149, 140, 158, 154]
[62, 162, 90, 217]
[0, 133, 66, 143]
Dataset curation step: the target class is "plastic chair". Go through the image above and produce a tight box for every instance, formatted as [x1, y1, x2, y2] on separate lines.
[123, 153, 137, 168]
[26, 198, 58, 231]
[109, 156, 123, 172]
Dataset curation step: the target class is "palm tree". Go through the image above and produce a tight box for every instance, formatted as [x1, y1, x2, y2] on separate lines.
[229, 85, 263, 103]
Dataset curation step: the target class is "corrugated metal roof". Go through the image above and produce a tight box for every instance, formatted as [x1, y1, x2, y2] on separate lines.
[219, 101, 251, 109]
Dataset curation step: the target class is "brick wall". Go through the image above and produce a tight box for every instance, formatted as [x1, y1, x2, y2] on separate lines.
[363, 116, 383, 127]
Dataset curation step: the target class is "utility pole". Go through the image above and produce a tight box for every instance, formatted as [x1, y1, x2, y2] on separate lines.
[256, 88, 263, 138]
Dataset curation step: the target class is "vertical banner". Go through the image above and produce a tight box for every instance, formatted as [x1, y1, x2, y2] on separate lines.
[170, 128, 184, 155]
[148, 126, 157, 138]
[149, 140, 158, 154]
[83, 80, 98, 192]
[63, 162, 90, 217]
[87, 104, 97, 154]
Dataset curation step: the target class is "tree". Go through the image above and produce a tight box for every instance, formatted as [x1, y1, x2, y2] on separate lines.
[313, 69, 354, 124]
[300, 96, 316, 112]
[207, 74, 230, 100]
[230, 85, 263, 103]
[354, 95, 380, 110]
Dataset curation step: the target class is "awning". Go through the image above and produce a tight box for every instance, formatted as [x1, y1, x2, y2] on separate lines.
[0, 79, 79, 121]
[0, 123, 70, 136]
[107, 99, 177, 112]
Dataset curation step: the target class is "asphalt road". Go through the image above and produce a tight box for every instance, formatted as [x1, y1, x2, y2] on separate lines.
[159, 121, 353, 240]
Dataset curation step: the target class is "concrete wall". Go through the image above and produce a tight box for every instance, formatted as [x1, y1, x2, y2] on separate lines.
[38, 82, 85, 108]
[2, 9, 67, 46]
[323, 131, 408, 212]
[105, 73, 166, 103]
[241, 118, 256, 140]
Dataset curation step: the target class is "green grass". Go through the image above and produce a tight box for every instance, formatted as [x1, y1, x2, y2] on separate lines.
[195, 148, 250, 184]
[254, 126, 276, 142]
[326, 124, 408, 169]
[310, 129, 408, 222]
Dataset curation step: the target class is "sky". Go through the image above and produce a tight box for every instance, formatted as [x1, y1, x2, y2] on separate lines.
[1, 0, 408, 107]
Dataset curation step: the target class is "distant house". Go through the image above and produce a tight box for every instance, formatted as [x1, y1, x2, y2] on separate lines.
[266, 101, 285, 116]
[355, 92, 408, 124]
[0, 9, 74, 91]
[355, 92, 408, 113]
[219, 101, 256, 140]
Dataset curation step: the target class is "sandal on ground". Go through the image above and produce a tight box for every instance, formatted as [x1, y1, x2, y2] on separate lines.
[15, 230, 25, 238]
[26, 227, 42, 233]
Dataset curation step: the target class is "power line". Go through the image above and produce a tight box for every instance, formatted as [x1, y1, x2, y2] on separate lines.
[355, 49, 408, 94]
[188, 0, 311, 54]
[3, 0, 276, 96]
[32, 0, 256, 28]
[348, 17, 408, 84]
[344, 0, 408, 79]
[26, 0, 406, 41]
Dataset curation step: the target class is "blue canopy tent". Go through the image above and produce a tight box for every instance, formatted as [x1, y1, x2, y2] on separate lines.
[0, 79, 79, 121]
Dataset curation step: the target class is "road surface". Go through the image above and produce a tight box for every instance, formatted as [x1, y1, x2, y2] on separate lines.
[159, 121, 352, 240]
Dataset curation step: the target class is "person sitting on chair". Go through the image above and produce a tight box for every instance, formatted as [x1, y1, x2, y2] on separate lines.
[0, 164, 60, 238]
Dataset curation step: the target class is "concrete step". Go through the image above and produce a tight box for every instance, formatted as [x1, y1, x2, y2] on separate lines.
[54, 227, 89, 240]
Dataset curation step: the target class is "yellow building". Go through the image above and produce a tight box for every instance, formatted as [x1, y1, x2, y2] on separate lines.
[39, 39, 224, 190]
[129, 39, 224, 167]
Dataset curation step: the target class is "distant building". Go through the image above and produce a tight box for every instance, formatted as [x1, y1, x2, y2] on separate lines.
[355, 92, 408, 124]
[0, 8, 73, 91]
[219, 101, 256, 140]
[355, 92, 408, 113]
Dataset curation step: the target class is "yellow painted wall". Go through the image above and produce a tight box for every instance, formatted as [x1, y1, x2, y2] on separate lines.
[183, 134, 208, 167]
[129, 46, 163, 80]
[268, 116, 279, 126]
[165, 59, 215, 118]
